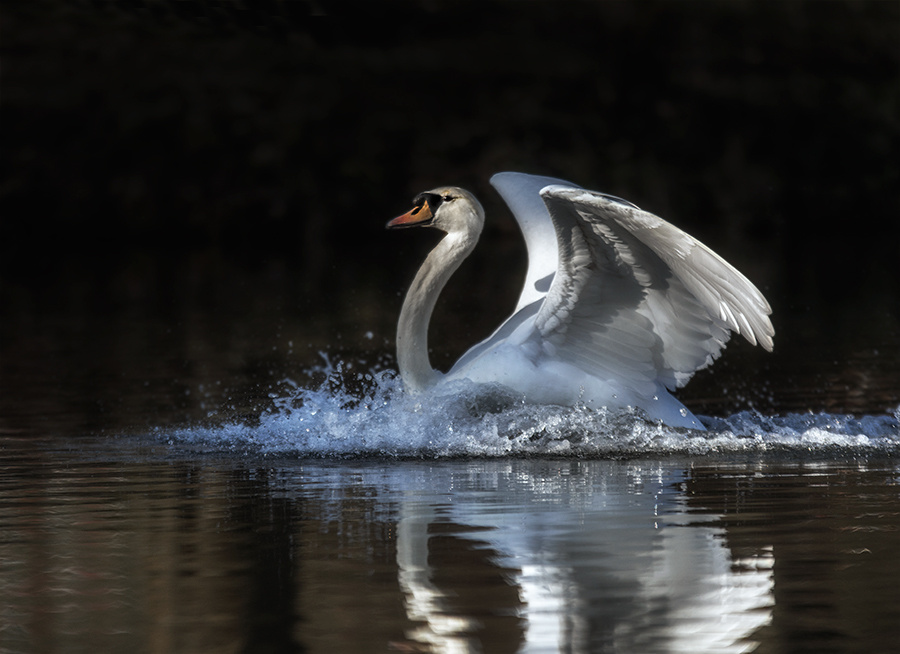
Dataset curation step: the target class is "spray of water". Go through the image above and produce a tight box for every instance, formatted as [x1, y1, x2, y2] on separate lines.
[159, 355, 900, 458]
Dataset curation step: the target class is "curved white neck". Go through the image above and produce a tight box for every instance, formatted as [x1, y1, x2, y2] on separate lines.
[396, 231, 478, 391]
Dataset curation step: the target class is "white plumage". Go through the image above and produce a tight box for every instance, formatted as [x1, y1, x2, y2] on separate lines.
[387, 172, 774, 430]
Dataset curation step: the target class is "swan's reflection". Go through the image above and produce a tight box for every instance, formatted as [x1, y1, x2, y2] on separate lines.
[394, 461, 773, 653]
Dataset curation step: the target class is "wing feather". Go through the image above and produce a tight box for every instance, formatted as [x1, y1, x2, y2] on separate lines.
[532, 185, 774, 396]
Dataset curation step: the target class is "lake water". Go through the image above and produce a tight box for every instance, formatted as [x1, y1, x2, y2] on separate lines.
[2, 311, 899, 653]
[3, 434, 900, 654]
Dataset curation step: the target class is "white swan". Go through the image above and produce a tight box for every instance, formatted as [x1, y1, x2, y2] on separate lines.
[387, 172, 774, 430]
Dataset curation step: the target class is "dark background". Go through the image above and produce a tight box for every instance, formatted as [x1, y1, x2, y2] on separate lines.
[2, 0, 899, 434]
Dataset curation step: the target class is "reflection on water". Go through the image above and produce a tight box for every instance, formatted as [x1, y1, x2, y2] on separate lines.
[3, 439, 899, 653]
[393, 463, 773, 653]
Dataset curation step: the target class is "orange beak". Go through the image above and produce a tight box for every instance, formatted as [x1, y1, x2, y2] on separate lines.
[386, 198, 434, 229]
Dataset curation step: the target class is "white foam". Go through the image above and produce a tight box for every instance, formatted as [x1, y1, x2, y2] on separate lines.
[157, 358, 900, 458]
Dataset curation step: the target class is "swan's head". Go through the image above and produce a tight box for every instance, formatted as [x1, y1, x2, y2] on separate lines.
[387, 186, 484, 238]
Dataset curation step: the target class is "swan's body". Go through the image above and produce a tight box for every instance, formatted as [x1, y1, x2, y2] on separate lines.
[387, 172, 774, 430]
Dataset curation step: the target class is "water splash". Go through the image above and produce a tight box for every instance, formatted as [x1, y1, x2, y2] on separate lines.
[159, 357, 900, 458]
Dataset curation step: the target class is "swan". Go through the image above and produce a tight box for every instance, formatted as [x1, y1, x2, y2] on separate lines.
[386, 172, 774, 430]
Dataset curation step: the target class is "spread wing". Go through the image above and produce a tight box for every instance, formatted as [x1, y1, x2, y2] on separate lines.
[532, 185, 774, 396]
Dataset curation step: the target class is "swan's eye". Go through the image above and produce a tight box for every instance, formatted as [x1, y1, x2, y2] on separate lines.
[442, 194, 455, 202]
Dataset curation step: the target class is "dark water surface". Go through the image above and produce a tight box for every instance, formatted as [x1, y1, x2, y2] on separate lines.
[2, 438, 900, 654]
